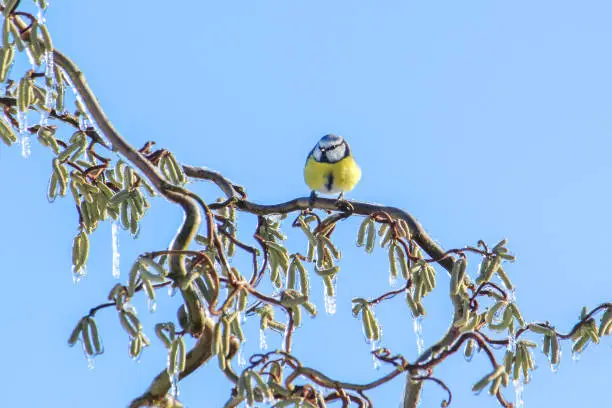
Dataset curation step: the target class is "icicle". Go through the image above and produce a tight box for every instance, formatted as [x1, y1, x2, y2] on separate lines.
[72, 265, 87, 284]
[129, 342, 141, 363]
[43, 51, 56, 112]
[507, 331, 516, 352]
[16, 111, 30, 158]
[571, 349, 582, 362]
[111, 222, 120, 278]
[81, 341, 95, 370]
[147, 298, 157, 313]
[168, 369, 180, 402]
[508, 331, 525, 408]
[35, 1, 47, 24]
[413, 316, 424, 355]
[38, 108, 49, 129]
[388, 272, 398, 288]
[237, 342, 247, 367]
[371, 341, 381, 370]
[323, 278, 337, 315]
[543, 338, 561, 373]
[550, 360, 560, 373]
[513, 379, 524, 408]
[167, 343, 180, 401]
[86, 354, 95, 370]
[77, 109, 90, 131]
[20, 133, 31, 158]
[168, 285, 178, 297]
[324, 292, 337, 315]
[505, 284, 517, 303]
[24, 48, 36, 68]
[44, 51, 54, 81]
[550, 346, 561, 373]
[16, 110, 26, 134]
[259, 329, 268, 350]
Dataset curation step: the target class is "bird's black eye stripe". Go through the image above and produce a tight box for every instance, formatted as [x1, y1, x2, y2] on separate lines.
[320, 142, 343, 152]
[311, 140, 349, 163]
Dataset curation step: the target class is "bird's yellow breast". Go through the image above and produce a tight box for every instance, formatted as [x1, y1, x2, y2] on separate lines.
[304, 156, 361, 194]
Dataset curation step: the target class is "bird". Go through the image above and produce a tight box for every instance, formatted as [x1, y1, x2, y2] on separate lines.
[304, 134, 361, 202]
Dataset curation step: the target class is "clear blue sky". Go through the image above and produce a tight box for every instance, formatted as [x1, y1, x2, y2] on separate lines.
[1, 1, 611, 407]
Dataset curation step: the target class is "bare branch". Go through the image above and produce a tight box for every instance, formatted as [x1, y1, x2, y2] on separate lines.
[185, 166, 455, 273]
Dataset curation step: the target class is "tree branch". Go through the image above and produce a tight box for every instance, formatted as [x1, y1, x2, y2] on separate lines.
[183, 165, 244, 199]
[51, 49, 206, 336]
[403, 376, 424, 408]
[129, 318, 215, 407]
[184, 165, 455, 273]
[4, 7, 611, 408]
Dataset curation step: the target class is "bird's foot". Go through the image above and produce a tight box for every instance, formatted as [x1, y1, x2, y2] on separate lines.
[309, 191, 317, 209]
[335, 193, 354, 213]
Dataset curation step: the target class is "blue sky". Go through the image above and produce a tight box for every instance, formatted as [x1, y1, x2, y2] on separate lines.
[1, 1, 611, 407]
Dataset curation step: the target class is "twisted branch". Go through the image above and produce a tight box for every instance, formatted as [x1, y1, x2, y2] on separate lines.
[183, 165, 455, 274]
[4, 9, 611, 408]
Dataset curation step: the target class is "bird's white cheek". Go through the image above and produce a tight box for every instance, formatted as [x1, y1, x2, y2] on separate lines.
[325, 145, 346, 162]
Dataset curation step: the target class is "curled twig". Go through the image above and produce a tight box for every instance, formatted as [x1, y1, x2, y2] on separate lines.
[411, 374, 452, 408]
[371, 348, 407, 368]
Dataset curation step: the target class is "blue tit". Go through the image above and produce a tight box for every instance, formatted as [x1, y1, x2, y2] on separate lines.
[304, 134, 361, 199]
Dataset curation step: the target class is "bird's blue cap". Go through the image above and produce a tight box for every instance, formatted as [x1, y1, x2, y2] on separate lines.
[320, 134, 343, 143]
[318, 134, 345, 150]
